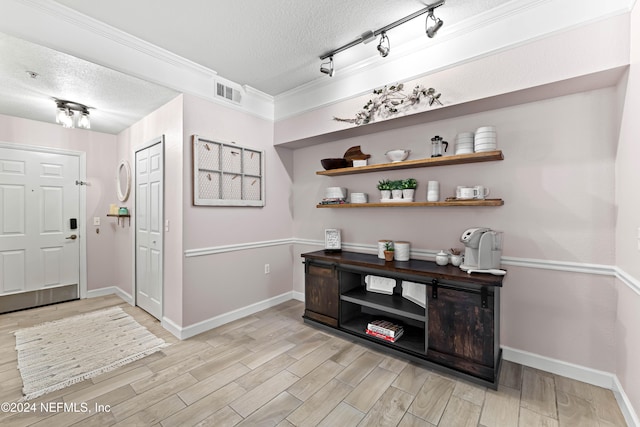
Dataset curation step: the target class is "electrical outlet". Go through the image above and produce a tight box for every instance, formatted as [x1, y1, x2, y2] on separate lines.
[264, 264, 270, 274]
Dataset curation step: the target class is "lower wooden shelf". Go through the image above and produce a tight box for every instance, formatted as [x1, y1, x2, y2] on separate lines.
[317, 199, 504, 208]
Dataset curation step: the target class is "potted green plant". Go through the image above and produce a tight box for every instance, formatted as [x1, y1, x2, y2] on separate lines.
[377, 179, 392, 200]
[383, 241, 395, 261]
[401, 178, 417, 201]
[390, 180, 403, 200]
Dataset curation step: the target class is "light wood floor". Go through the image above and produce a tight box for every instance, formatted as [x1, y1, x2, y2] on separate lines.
[0, 295, 628, 426]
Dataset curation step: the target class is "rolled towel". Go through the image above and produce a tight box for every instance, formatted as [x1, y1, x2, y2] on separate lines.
[365, 275, 396, 295]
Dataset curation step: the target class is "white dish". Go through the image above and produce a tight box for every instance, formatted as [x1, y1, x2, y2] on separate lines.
[457, 132, 474, 138]
[455, 149, 474, 155]
[352, 159, 368, 167]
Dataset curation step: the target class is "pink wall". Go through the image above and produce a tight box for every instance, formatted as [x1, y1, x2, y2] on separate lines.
[613, 0, 640, 416]
[116, 95, 184, 323]
[0, 113, 117, 291]
[180, 94, 293, 326]
[291, 87, 618, 373]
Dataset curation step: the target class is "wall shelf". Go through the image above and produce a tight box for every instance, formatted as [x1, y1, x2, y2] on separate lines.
[317, 199, 504, 208]
[316, 150, 503, 176]
[107, 213, 131, 227]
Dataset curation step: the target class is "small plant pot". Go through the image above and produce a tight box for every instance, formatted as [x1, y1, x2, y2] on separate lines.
[380, 190, 391, 200]
[402, 189, 415, 201]
[391, 189, 403, 200]
[384, 250, 394, 262]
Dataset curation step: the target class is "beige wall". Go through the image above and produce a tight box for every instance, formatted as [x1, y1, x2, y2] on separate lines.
[180, 93, 294, 326]
[613, 0, 640, 416]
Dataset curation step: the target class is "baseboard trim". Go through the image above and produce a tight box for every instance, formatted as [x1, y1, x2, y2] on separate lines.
[86, 286, 134, 305]
[162, 291, 295, 340]
[613, 374, 640, 427]
[502, 346, 638, 427]
[292, 290, 304, 302]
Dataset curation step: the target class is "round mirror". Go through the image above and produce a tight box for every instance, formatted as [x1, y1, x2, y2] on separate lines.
[117, 160, 131, 202]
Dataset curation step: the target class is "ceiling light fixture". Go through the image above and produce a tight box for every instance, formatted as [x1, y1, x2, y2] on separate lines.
[426, 8, 444, 38]
[319, 0, 445, 74]
[377, 32, 390, 58]
[320, 56, 335, 77]
[54, 99, 91, 129]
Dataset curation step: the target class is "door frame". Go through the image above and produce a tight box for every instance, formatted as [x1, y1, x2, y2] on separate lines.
[0, 142, 87, 298]
[132, 135, 164, 318]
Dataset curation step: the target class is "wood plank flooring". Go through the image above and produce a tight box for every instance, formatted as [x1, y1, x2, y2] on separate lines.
[0, 295, 628, 426]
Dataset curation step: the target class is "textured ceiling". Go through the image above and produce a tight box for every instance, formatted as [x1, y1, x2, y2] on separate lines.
[0, 32, 179, 134]
[52, 0, 512, 95]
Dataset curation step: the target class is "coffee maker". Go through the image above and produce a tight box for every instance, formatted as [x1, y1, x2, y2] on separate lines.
[459, 227, 503, 271]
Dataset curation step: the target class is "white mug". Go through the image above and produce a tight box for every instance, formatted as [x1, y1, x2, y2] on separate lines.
[474, 185, 490, 199]
[458, 186, 475, 199]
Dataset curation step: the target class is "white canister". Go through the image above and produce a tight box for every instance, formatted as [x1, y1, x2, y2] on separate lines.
[427, 181, 439, 202]
[394, 241, 410, 261]
[378, 240, 392, 259]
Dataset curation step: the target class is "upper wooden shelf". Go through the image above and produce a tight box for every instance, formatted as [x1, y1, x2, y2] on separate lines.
[317, 199, 504, 208]
[316, 150, 504, 176]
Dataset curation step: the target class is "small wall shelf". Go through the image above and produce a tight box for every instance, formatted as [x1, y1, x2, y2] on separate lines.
[316, 150, 504, 176]
[317, 199, 504, 208]
[107, 214, 131, 227]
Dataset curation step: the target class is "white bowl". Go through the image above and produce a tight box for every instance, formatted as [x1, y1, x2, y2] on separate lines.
[475, 146, 497, 152]
[476, 126, 496, 133]
[385, 149, 410, 162]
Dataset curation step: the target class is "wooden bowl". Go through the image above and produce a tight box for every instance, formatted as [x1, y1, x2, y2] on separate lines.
[321, 158, 349, 170]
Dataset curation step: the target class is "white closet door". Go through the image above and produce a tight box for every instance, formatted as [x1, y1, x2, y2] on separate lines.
[135, 140, 163, 319]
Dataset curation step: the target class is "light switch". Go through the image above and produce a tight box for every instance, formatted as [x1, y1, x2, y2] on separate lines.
[165, 220, 170, 232]
[93, 217, 100, 226]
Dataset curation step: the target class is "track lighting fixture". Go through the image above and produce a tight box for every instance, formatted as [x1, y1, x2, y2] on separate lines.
[319, 0, 445, 75]
[54, 99, 91, 129]
[426, 8, 444, 38]
[377, 32, 390, 58]
[320, 56, 335, 77]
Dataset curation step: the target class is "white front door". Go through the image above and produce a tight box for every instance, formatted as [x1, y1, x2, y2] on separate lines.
[135, 138, 163, 319]
[0, 147, 80, 296]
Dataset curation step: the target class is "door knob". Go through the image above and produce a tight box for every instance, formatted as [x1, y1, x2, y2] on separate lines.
[65, 234, 77, 240]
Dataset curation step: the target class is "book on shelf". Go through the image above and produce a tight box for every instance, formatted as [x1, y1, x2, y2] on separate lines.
[367, 320, 403, 338]
[365, 328, 404, 342]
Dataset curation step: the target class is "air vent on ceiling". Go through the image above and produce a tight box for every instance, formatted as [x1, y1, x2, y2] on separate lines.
[216, 82, 241, 104]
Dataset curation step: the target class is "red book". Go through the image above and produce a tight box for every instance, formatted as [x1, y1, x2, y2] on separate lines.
[366, 328, 403, 342]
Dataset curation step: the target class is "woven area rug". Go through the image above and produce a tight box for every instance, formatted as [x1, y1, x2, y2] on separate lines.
[14, 306, 168, 400]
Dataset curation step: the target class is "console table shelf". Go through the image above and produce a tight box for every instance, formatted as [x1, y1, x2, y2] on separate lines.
[302, 250, 503, 388]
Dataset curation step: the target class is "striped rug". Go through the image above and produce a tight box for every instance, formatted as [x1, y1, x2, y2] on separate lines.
[14, 306, 168, 400]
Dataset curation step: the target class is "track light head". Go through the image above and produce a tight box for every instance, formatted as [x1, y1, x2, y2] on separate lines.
[377, 32, 390, 58]
[54, 99, 91, 129]
[320, 56, 335, 77]
[426, 10, 444, 38]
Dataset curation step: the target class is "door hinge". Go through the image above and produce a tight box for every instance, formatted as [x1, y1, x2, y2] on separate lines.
[75, 180, 87, 186]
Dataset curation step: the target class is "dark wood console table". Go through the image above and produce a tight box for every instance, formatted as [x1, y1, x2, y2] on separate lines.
[301, 250, 504, 389]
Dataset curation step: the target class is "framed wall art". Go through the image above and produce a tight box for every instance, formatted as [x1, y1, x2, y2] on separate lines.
[192, 135, 265, 206]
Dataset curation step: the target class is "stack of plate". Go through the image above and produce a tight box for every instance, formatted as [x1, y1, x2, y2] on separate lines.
[350, 192, 368, 203]
[474, 126, 497, 152]
[455, 132, 474, 155]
